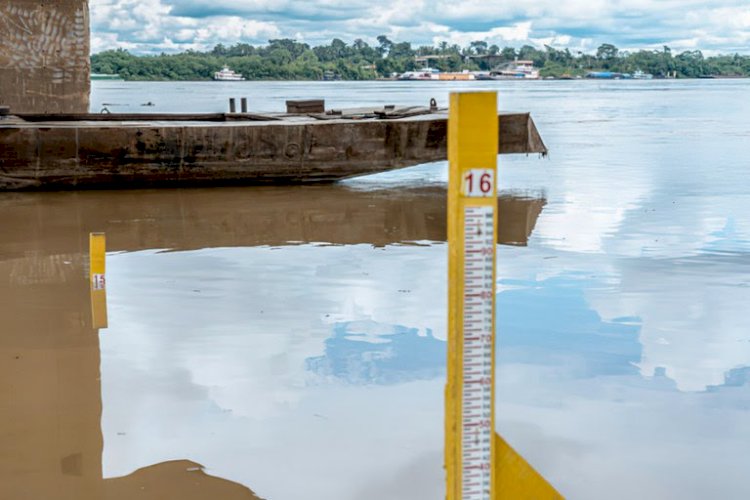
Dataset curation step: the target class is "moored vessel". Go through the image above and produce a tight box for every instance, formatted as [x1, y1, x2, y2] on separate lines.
[0, 103, 547, 190]
[213, 67, 245, 81]
[631, 70, 654, 79]
[490, 60, 540, 80]
[398, 68, 440, 80]
[398, 68, 476, 81]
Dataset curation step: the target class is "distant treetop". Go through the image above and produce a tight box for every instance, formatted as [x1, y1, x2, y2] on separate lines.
[91, 38, 750, 81]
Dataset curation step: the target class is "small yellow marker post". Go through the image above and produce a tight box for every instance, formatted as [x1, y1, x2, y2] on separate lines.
[89, 232, 108, 330]
[446, 92, 563, 500]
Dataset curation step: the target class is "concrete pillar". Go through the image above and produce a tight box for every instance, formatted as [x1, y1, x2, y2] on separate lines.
[0, 0, 90, 114]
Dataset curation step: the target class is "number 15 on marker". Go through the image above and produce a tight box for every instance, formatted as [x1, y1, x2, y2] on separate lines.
[462, 169, 495, 198]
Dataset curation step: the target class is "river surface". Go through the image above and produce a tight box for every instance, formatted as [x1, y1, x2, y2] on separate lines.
[2, 79, 750, 499]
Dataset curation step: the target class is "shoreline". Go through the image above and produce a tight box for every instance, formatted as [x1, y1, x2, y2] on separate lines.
[96, 76, 750, 83]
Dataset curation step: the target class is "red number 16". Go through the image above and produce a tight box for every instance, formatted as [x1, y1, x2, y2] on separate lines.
[464, 172, 493, 195]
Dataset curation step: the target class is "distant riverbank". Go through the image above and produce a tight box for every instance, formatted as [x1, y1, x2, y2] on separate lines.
[91, 38, 750, 82]
[91, 75, 749, 83]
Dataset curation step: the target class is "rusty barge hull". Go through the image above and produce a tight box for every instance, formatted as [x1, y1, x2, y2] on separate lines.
[0, 111, 546, 191]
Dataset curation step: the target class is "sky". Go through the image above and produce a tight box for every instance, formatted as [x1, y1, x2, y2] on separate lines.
[89, 0, 750, 55]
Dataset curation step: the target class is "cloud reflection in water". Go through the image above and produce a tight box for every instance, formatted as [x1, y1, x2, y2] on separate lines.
[306, 320, 445, 385]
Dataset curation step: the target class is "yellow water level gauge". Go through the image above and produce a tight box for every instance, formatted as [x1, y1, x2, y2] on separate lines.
[446, 91, 499, 500]
[445, 92, 563, 500]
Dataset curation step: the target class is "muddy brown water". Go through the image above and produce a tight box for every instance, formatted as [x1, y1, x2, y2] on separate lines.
[0, 185, 543, 500]
[2, 79, 750, 499]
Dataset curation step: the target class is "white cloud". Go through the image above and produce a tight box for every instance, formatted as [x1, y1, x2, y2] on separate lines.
[90, 0, 280, 52]
[430, 22, 534, 48]
[88, 0, 750, 54]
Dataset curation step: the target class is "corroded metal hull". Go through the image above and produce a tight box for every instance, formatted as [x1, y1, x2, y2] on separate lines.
[0, 110, 546, 190]
[0, 185, 546, 253]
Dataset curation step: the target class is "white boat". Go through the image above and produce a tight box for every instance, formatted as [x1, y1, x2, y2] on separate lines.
[491, 60, 540, 80]
[90, 73, 123, 81]
[398, 68, 440, 80]
[398, 68, 476, 81]
[213, 67, 245, 81]
[632, 70, 653, 80]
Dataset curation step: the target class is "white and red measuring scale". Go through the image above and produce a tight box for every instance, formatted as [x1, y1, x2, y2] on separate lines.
[445, 93, 499, 500]
[460, 201, 495, 499]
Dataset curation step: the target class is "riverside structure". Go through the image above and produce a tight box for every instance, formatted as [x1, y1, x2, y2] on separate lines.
[0, 108, 546, 190]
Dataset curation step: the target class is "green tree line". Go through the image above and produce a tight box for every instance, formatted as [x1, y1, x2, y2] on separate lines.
[91, 38, 750, 81]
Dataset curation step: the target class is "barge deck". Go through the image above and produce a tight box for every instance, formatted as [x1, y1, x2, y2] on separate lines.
[0, 106, 546, 190]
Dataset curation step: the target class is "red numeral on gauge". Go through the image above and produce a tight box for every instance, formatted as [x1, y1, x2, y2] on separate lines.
[463, 169, 494, 198]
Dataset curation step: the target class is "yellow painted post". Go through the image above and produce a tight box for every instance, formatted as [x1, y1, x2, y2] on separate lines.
[446, 92, 499, 500]
[446, 93, 564, 500]
[89, 232, 108, 330]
